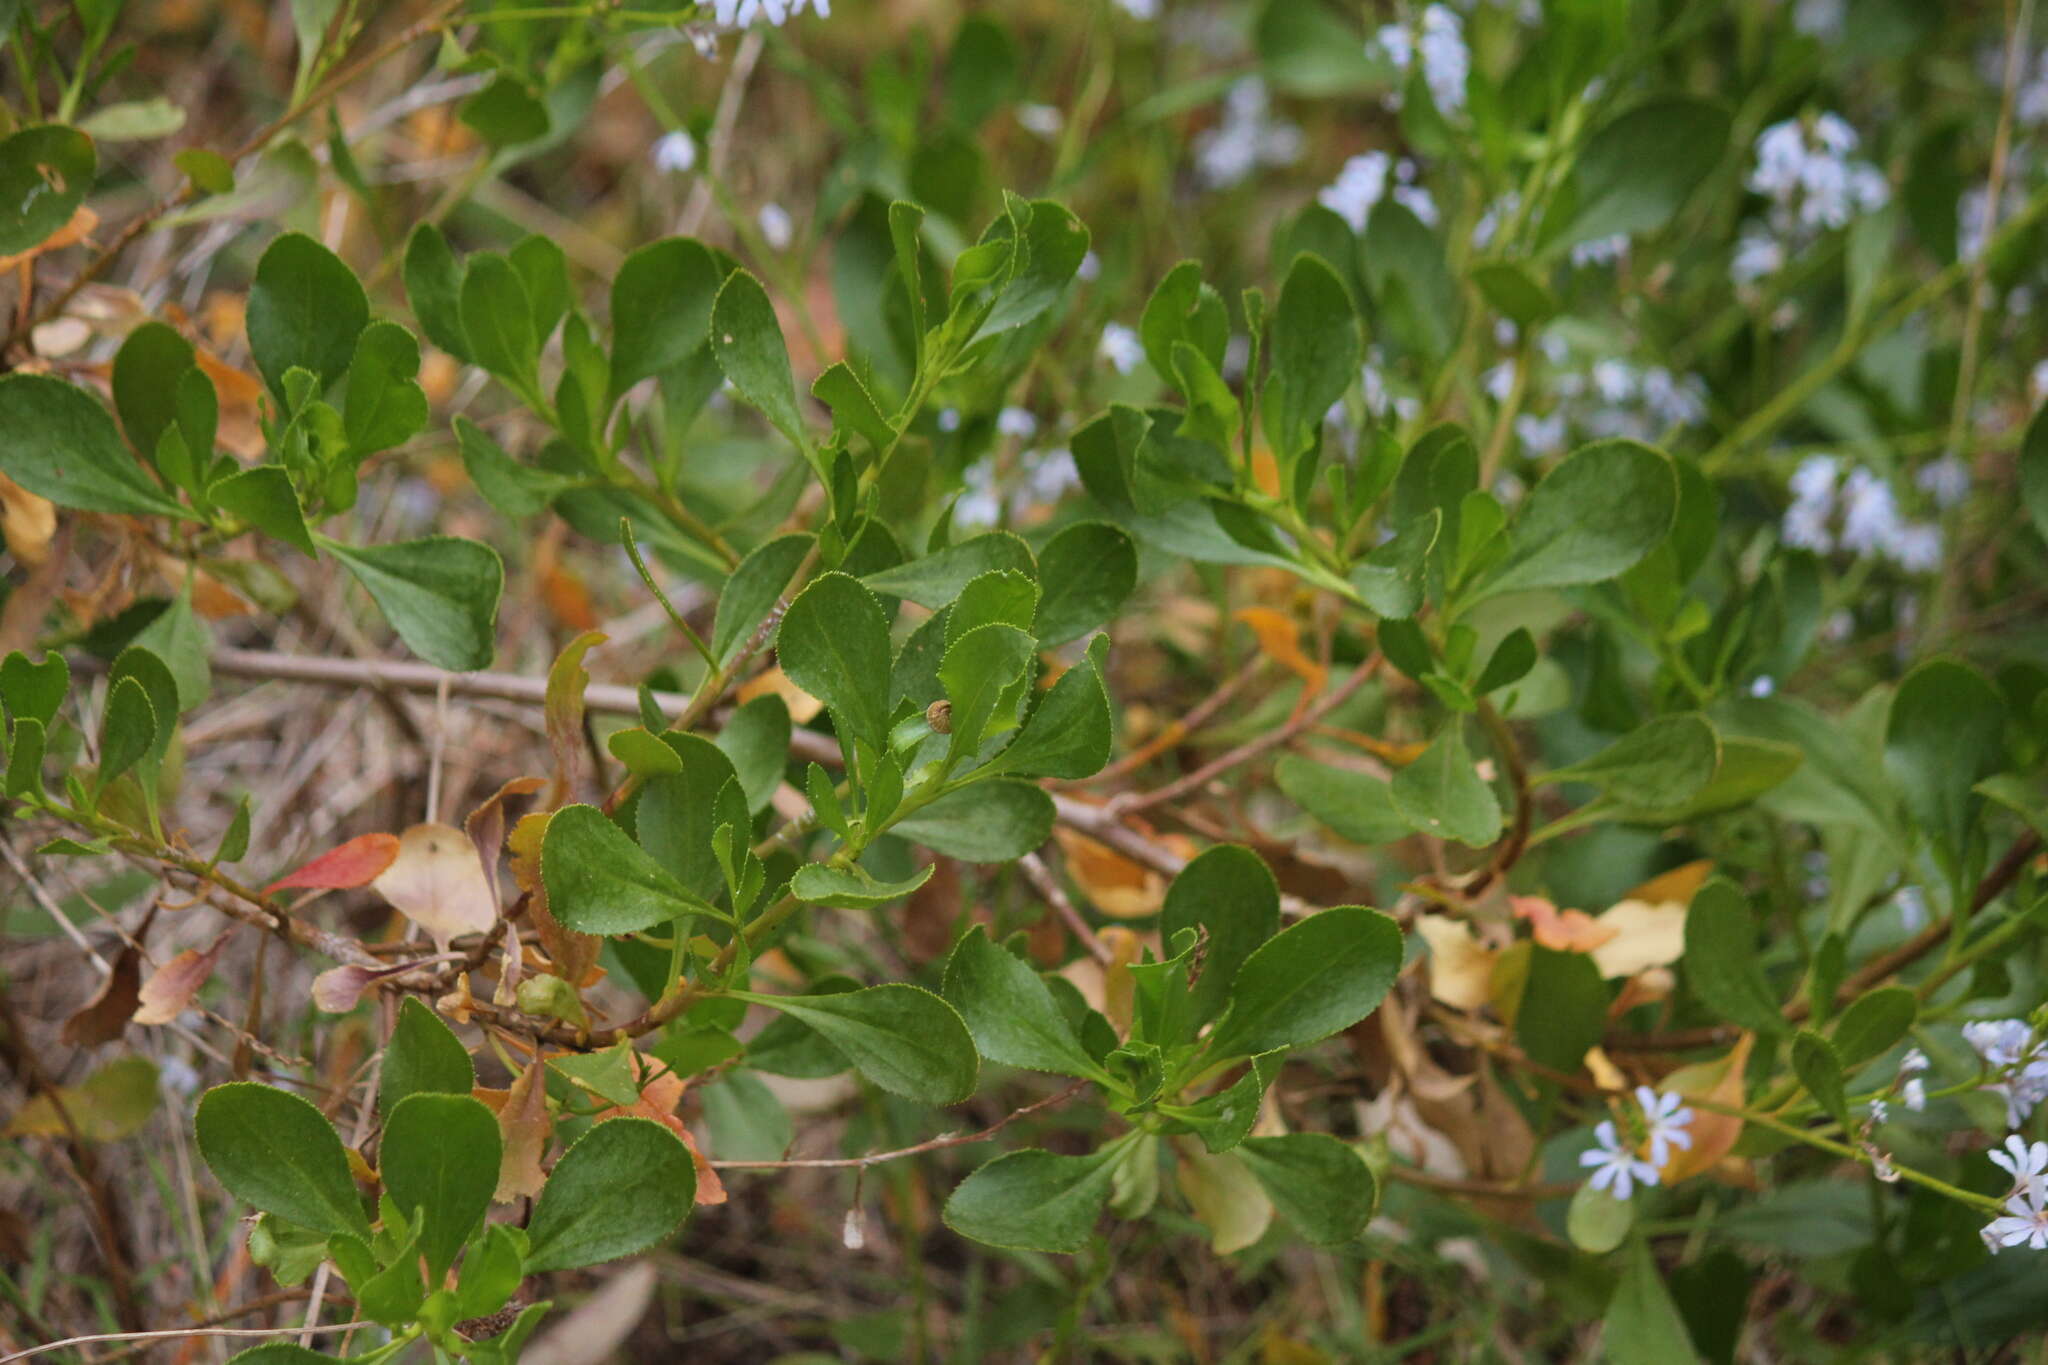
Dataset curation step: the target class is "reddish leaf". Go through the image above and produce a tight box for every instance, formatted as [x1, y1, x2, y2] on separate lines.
[63, 944, 142, 1047]
[264, 832, 401, 894]
[133, 936, 226, 1025]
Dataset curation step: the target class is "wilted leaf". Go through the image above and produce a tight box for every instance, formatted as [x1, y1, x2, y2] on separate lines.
[494, 1057, 551, 1203]
[1413, 915, 1496, 1010]
[372, 822, 498, 948]
[5, 1055, 159, 1142]
[133, 936, 225, 1025]
[62, 941, 143, 1047]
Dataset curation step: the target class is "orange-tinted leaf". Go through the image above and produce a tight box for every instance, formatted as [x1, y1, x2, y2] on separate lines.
[1233, 606, 1327, 697]
[465, 775, 544, 904]
[1510, 895, 1617, 954]
[1659, 1033, 1754, 1185]
[737, 666, 823, 724]
[1625, 859, 1714, 906]
[265, 832, 401, 894]
[510, 809, 601, 987]
[372, 822, 498, 949]
[0, 475, 57, 567]
[494, 1058, 550, 1203]
[133, 937, 225, 1025]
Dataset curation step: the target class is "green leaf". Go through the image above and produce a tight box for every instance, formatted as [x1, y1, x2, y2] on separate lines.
[1236, 1133, 1376, 1244]
[812, 362, 895, 452]
[1557, 96, 1730, 250]
[942, 926, 1104, 1080]
[524, 1117, 695, 1272]
[112, 321, 196, 461]
[1885, 659, 2003, 858]
[343, 321, 429, 456]
[1604, 1238, 1703, 1364]
[1349, 508, 1439, 619]
[1544, 714, 1720, 811]
[454, 416, 576, 519]
[540, 803, 705, 935]
[246, 232, 369, 398]
[777, 572, 892, 748]
[79, 97, 186, 142]
[5, 717, 44, 799]
[790, 862, 935, 909]
[1267, 252, 1360, 459]
[129, 588, 211, 713]
[1207, 907, 1402, 1059]
[1, 651, 68, 727]
[1034, 523, 1137, 647]
[716, 694, 791, 815]
[0, 126, 95, 256]
[638, 734, 743, 902]
[1568, 1182, 1635, 1253]
[1275, 755, 1411, 845]
[732, 984, 978, 1104]
[1682, 878, 1782, 1034]
[1470, 261, 1558, 326]
[1473, 441, 1677, 600]
[1792, 1031, 1850, 1128]
[402, 224, 471, 362]
[1161, 845, 1280, 1027]
[943, 1145, 1120, 1253]
[2025, 401, 2048, 545]
[939, 623, 1036, 759]
[862, 532, 1036, 609]
[454, 1223, 525, 1320]
[325, 536, 502, 672]
[1513, 944, 1608, 1073]
[460, 252, 539, 392]
[890, 778, 1053, 862]
[380, 1093, 500, 1282]
[459, 73, 551, 147]
[212, 467, 314, 554]
[610, 236, 726, 404]
[1831, 987, 1916, 1072]
[712, 270, 811, 458]
[175, 148, 236, 196]
[713, 533, 812, 666]
[990, 641, 1112, 779]
[1391, 724, 1503, 847]
[96, 677, 157, 789]
[195, 1082, 371, 1240]
[0, 375, 191, 517]
[379, 997, 475, 1115]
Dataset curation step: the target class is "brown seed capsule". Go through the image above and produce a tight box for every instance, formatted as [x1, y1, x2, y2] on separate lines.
[926, 699, 953, 734]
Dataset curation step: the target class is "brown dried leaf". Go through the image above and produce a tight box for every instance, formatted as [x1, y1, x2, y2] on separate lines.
[510, 809, 600, 986]
[62, 944, 142, 1047]
[543, 631, 607, 811]
[0, 475, 57, 567]
[465, 775, 544, 904]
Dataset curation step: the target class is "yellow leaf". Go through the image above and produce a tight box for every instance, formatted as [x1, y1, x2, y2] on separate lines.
[1414, 915, 1497, 1010]
[739, 666, 823, 724]
[1173, 1139, 1273, 1254]
[4, 1055, 158, 1142]
[1588, 898, 1688, 979]
[1659, 1033, 1754, 1185]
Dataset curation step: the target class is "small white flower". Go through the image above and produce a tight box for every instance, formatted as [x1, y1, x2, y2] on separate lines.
[1370, 22, 1414, 72]
[1782, 499, 1834, 553]
[936, 407, 962, 434]
[757, 203, 795, 251]
[1731, 229, 1786, 285]
[1580, 1119, 1661, 1200]
[1984, 1185, 2048, 1252]
[1393, 184, 1440, 228]
[1016, 104, 1063, 138]
[653, 130, 698, 174]
[1749, 676, 1776, 698]
[1902, 1078, 1927, 1112]
[1112, 0, 1160, 17]
[1895, 885, 1928, 931]
[1990, 1135, 2048, 1192]
[1900, 1048, 1930, 1075]
[997, 406, 1038, 440]
[2031, 358, 2048, 404]
[1099, 322, 1144, 376]
[1838, 468, 1901, 556]
[1570, 234, 1628, 268]
[1514, 411, 1567, 456]
[1868, 1098, 1889, 1123]
[1077, 251, 1101, 282]
[1415, 4, 1470, 114]
[1635, 1086, 1696, 1168]
[1916, 455, 1971, 510]
[1319, 152, 1395, 232]
[713, 0, 828, 26]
